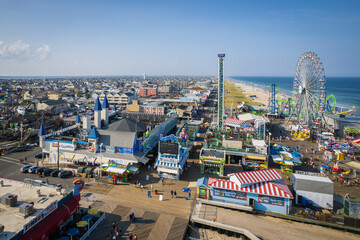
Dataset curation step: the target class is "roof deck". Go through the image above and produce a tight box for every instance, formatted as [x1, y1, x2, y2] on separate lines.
[0, 179, 63, 240]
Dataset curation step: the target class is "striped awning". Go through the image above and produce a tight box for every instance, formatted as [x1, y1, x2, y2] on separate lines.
[228, 168, 282, 185]
[208, 178, 293, 199]
[155, 160, 183, 169]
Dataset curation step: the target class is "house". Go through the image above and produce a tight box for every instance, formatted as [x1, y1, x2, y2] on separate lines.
[142, 103, 165, 115]
[196, 169, 293, 214]
[48, 91, 66, 100]
[37, 100, 69, 114]
[126, 100, 141, 113]
[176, 105, 195, 120]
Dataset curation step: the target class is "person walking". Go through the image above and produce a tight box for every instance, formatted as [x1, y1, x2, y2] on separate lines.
[188, 192, 191, 200]
[151, 184, 154, 192]
[174, 190, 177, 198]
[171, 190, 174, 198]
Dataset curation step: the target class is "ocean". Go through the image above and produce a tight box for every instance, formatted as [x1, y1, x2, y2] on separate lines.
[229, 76, 360, 116]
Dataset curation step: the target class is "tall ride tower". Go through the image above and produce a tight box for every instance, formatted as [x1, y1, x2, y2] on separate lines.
[217, 53, 225, 130]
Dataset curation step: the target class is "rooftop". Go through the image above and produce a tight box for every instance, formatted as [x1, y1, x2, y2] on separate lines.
[0, 179, 63, 240]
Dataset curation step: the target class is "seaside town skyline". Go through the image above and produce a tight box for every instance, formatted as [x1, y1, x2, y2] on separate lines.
[1, 1, 360, 240]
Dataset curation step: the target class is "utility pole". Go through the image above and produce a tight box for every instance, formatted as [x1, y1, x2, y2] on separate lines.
[100, 143, 103, 179]
[57, 139, 60, 170]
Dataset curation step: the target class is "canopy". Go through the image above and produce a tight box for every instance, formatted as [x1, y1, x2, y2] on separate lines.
[182, 188, 191, 193]
[88, 209, 99, 215]
[67, 228, 79, 236]
[76, 221, 88, 228]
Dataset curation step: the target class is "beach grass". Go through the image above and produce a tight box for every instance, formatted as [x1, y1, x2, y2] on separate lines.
[224, 80, 263, 109]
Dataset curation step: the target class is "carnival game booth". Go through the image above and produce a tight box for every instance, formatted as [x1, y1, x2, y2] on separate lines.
[292, 172, 334, 209]
[199, 149, 226, 176]
[155, 135, 189, 180]
[100, 160, 139, 183]
[197, 169, 293, 214]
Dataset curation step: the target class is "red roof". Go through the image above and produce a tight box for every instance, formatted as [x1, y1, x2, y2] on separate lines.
[225, 118, 249, 126]
[209, 178, 293, 199]
[229, 169, 282, 185]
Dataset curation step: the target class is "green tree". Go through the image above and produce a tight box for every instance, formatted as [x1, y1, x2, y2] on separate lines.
[76, 91, 82, 98]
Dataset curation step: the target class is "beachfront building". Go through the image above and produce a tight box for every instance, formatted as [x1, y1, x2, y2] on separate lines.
[155, 135, 189, 179]
[39, 97, 178, 176]
[196, 169, 293, 214]
[204, 124, 268, 171]
[293, 173, 334, 209]
[199, 149, 226, 176]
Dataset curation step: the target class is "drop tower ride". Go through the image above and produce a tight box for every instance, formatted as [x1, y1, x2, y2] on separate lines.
[217, 53, 225, 130]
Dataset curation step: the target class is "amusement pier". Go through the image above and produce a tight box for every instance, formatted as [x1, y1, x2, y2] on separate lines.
[0, 53, 360, 240]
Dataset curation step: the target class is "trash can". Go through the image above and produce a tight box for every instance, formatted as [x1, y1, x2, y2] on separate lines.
[0, 180, 3, 187]
[159, 195, 163, 201]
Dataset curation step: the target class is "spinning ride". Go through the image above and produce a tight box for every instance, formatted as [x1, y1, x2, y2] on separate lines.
[291, 52, 326, 126]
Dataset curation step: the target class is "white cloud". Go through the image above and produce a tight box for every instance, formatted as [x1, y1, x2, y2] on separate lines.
[36, 44, 51, 60]
[0, 40, 51, 61]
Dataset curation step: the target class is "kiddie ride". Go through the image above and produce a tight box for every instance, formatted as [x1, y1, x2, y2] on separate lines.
[331, 162, 350, 175]
[271, 144, 302, 173]
[291, 126, 310, 140]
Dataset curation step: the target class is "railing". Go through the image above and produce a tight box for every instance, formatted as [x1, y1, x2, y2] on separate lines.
[79, 212, 106, 240]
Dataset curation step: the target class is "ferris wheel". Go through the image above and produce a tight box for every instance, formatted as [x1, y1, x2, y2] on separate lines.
[292, 52, 326, 126]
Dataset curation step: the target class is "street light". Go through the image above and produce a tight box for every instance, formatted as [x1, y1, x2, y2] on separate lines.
[268, 132, 272, 156]
[100, 143, 103, 179]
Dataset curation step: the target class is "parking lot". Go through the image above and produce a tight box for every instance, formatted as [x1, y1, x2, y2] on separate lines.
[0, 146, 76, 188]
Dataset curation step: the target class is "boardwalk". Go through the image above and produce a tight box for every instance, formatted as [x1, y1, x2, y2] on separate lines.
[88, 204, 188, 240]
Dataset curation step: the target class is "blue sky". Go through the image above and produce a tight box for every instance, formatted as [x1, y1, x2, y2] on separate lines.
[0, 0, 359, 76]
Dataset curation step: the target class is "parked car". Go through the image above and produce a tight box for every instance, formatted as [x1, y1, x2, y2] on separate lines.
[20, 165, 33, 173]
[35, 152, 44, 158]
[50, 170, 61, 177]
[44, 168, 55, 176]
[59, 171, 73, 178]
[35, 167, 45, 174]
[28, 166, 41, 174]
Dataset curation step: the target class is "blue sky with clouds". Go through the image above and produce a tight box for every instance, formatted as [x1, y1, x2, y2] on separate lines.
[0, 0, 359, 76]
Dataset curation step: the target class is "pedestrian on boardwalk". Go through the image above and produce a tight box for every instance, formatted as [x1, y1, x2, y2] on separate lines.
[174, 190, 177, 198]
[151, 184, 154, 192]
[188, 192, 191, 200]
[162, 177, 164, 185]
[171, 190, 174, 198]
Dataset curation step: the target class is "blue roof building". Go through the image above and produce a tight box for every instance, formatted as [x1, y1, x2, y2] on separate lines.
[102, 95, 110, 109]
[75, 114, 82, 124]
[88, 127, 100, 139]
[38, 122, 47, 137]
[94, 97, 102, 111]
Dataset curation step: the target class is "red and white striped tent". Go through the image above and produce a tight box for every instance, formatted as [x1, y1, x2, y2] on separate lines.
[353, 139, 360, 146]
[228, 168, 282, 186]
[208, 177, 293, 199]
[224, 118, 250, 128]
[243, 126, 256, 132]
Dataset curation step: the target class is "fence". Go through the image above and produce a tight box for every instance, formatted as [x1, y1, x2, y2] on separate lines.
[79, 212, 106, 240]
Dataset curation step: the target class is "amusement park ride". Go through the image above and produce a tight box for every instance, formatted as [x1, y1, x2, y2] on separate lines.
[268, 51, 354, 129]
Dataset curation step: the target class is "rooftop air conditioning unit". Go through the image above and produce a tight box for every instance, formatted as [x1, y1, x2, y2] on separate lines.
[1, 193, 18, 207]
[19, 203, 34, 217]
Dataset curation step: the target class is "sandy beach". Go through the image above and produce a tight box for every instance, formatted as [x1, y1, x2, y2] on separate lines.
[227, 79, 291, 107]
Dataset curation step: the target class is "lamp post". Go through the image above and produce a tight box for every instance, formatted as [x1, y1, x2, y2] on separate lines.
[100, 143, 103, 179]
[268, 132, 272, 156]
[57, 139, 60, 170]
